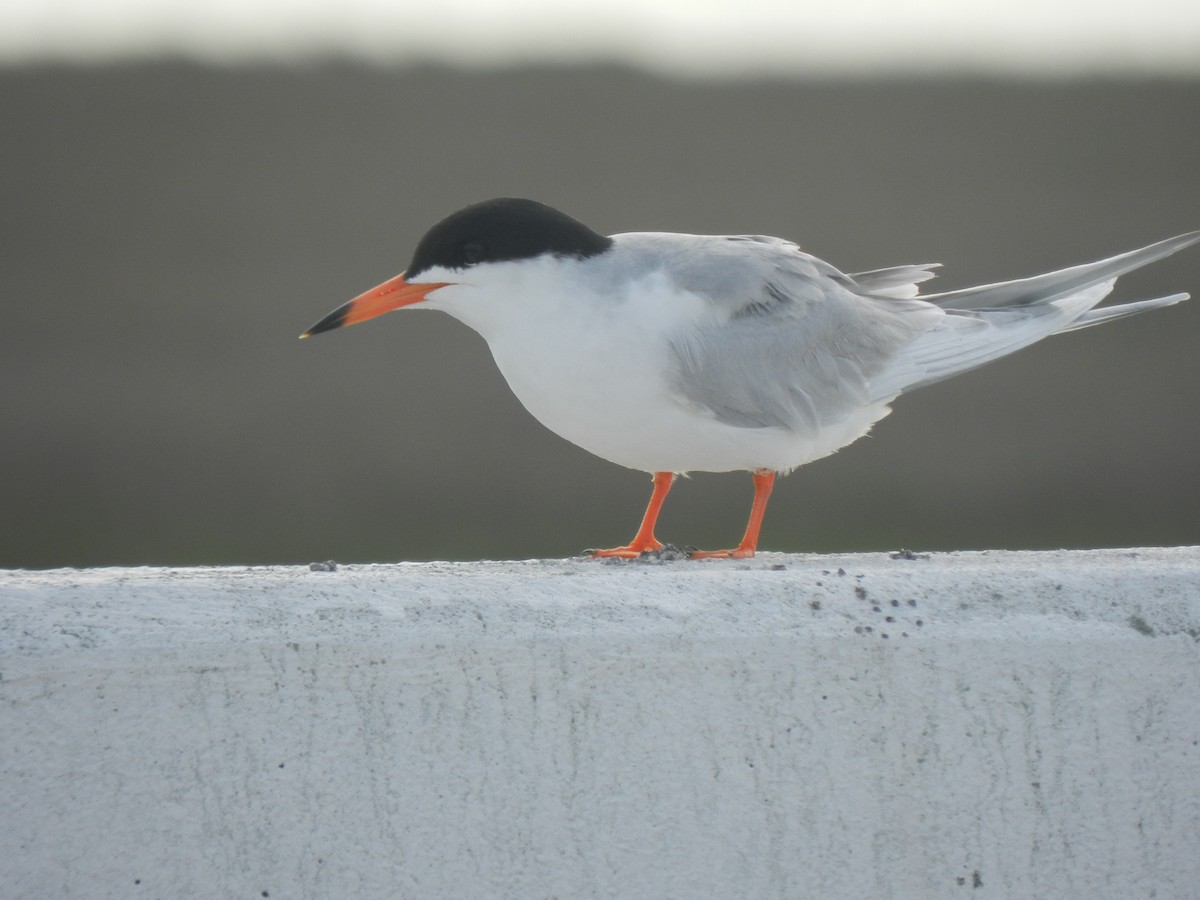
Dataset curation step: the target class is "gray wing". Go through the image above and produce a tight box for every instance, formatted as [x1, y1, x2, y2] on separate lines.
[666, 238, 939, 434]
[664, 232, 1197, 434]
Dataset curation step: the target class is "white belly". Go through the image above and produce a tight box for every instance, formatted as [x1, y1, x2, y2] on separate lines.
[483, 299, 890, 474]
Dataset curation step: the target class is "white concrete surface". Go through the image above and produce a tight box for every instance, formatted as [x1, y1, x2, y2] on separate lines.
[2, 547, 1199, 899]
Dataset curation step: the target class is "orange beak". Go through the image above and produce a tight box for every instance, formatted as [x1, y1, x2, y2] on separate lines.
[299, 272, 451, 339]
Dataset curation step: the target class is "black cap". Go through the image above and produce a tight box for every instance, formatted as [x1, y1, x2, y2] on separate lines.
[406, 198, 613, 279]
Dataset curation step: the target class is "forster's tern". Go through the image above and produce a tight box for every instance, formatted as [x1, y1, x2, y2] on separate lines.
[303, 198, 1197, 558]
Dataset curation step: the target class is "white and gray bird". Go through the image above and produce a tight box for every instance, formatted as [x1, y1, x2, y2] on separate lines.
[302, 198, 1197, 558]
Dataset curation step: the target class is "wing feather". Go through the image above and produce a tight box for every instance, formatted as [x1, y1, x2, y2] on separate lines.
[667, 244, 937, 433]
[657, 231, 1194, 434]
[922, 231, 1200, 309]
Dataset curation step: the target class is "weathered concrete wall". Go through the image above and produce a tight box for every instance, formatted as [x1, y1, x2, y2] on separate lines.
[3, 548, 1199, 898]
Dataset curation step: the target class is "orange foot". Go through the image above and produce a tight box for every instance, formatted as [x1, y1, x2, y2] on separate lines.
[583, 469, 777, 562]
[586, 472, 675, 560]
[587, 539, 665, 559]
[688, 547, 757, 560]
[688, 470, 775, 560]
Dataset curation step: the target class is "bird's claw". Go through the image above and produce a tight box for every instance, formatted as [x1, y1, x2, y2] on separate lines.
[687, 547, 757, 559]
[583, 543, 694, 561]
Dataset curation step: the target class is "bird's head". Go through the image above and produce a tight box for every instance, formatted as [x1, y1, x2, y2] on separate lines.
[300, 197, 612, 339]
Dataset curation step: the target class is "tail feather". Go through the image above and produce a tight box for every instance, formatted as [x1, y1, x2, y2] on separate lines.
[1058, 292, 1189, 332]
[849, 263, 941, 299]
[870, 283, 1115, 401]
[867, 231, 1198, 402]
[921, 231, 1200, 310]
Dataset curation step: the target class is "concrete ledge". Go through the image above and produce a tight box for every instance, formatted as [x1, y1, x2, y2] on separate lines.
[3, 548, 1199, 898]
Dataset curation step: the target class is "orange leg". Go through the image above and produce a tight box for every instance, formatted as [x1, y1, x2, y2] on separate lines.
[589, 471, 676, 558]
[690, 469, 776, 559]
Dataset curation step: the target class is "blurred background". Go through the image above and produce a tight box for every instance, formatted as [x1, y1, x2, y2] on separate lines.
[2, 1, 1198, 568]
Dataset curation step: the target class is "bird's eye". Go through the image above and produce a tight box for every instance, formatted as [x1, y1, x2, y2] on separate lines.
[458, 240, 485, 265]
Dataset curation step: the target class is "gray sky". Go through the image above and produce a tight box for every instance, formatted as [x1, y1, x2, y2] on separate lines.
[3, 0, 1199, 75]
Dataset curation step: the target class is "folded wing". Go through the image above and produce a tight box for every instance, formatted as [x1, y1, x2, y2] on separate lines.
[668, 232, 1198, 434]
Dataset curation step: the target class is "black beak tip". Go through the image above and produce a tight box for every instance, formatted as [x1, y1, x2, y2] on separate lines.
[299, 304, 350, 340]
